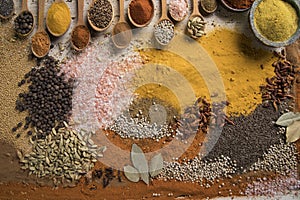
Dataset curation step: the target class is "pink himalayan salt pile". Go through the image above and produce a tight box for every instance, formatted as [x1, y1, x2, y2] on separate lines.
[95, 55, 143, 128]
[60, 43, 143, 132]
[169, 0, 188, 21]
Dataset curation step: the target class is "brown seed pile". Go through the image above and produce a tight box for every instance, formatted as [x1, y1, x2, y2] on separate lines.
[177, 98, 232, 140]
[261, 58, 296, 111]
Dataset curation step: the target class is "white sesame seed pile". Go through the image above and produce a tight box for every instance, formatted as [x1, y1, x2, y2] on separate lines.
[109, 114, 172, 140]
[159, 155, 237, 183]
[248, 140, 298, 175]
[245, 171, 300, 197]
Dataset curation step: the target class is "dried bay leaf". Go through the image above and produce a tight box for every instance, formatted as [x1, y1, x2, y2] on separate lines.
[124, 165, 140, 182]
[276, 112, 300, 127]
[286, 121, 300, 143]
[149, 153, 163, 177]
[141, 172, 149, 185]
[131, 144, 148, 174]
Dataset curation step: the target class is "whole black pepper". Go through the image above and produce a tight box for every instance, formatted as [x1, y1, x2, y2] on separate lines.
[0, 0, 14, 18]
[88, 0, 113, 29]
[14, 11, 34, 35]
[15, 56, 74, 137]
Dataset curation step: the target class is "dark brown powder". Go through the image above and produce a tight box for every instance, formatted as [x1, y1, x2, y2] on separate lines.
[72, 25, 90, 49]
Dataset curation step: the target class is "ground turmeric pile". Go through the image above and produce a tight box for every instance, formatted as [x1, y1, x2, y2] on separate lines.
[137, 29, 278, 116]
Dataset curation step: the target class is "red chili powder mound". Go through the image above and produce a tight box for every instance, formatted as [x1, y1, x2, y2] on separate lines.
[129, 0, 153, 25]
[223, 0, 255, 9]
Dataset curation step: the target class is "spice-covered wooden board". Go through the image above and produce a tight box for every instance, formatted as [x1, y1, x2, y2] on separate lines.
[0, 0, 299, 199]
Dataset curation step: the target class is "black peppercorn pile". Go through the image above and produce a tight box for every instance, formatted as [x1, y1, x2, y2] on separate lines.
[88, 0, 113, 29]
[14, 11, 33, 35]
[15, 57, 74, 137]
[203, 104, 284, 172]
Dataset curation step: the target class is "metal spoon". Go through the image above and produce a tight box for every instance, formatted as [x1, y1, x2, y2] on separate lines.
[111, 0, 132, 48]
[71, 0, 90, 51]
[46, 0, 71, 37]
[154, 0, 175, 45]
[31, 0, 50, 58]
[15, 0, 34, 37]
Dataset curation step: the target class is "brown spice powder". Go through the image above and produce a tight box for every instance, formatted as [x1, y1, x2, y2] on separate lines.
[72, 25, 90, 50]
[129, 0, 153, 25]
[31, 31, 50, 57]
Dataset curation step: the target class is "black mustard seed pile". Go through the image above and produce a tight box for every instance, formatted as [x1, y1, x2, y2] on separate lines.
[15, 57, 74, 137]
[204, 104, 284, 172]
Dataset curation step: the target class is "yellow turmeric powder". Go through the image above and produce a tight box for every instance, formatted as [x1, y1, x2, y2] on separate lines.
[254, 0, 298, 42]
[136, 29, 278, 116]
[46, 2, 71, 36]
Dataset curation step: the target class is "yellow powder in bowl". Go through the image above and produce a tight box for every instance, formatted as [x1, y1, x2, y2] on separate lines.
[46, 2, 71, 36]
[254, 0, 298, 42]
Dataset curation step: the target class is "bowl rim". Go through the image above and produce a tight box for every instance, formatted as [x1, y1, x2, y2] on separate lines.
[249, 0, 300, 47]
[219, 0, 252, 12]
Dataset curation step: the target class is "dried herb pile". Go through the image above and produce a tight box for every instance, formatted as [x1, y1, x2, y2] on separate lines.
[204, 104, 285, 172]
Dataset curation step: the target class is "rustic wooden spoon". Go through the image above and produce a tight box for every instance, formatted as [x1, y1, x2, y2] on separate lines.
[111, 0, 132, 48]
[15, 0, 34, 37]
[87, 0, 114, 32]
[31, 0, 50, 58]
[187, 0, 205, 38]
[0, 0, 14, 19]
[46, 0, 71, 37]
[71, 0, 90, 51]
[154, 0, 175, 45]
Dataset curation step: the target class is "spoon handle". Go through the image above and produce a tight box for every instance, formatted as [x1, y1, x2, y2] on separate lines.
[77, 0, 84, 25]
[192, 0, 200, 15]
[37, 0, 45, 32]
[21, 0, 28, 11]
[161, 0, 167, 19]
[119, 0, 125, 22]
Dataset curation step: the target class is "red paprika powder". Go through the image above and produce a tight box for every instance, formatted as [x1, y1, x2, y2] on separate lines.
[129, 0, 154, 25]
[223, 0, 255, 9]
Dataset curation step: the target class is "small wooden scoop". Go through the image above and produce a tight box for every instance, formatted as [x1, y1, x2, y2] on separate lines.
[111, 0, 132, 48]
[46, 0, 71, 37]
[87, 0, 114, 32]
[15, 0, 34, 37]
[187, 0, 206, 38]
[154, 0, 175, 45]
[71, 0, 90, 51]
[31, 0, 50, 58]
